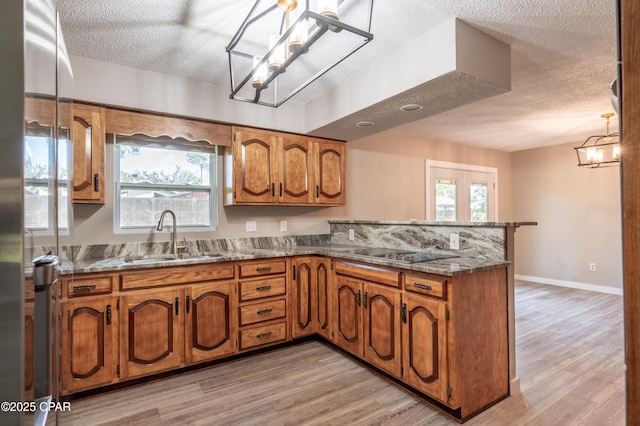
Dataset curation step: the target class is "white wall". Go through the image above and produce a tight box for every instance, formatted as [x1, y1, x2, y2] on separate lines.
[511, 142, 623, 294]
[345, 130, 513, 220]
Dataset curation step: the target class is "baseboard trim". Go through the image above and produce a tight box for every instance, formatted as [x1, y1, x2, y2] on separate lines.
[515, 274, 623, 296]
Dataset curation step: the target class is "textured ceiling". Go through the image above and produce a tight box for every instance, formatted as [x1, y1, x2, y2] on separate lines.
[56, 0, 618, 152]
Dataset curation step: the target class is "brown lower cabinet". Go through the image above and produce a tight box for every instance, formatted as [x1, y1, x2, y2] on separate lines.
[401, 292, 449, 403]
[24, 280, 35, 401]
[333, 268, 402, 378]
[185, 282, 236, 364]
[291, 257, 333, 340]
[119, 288, 184, 380]
[58, 257, 507, 423]
[61, 295, 119, 394]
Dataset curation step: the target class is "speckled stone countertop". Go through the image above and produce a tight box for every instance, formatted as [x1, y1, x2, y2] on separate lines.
[62, 244, 509, 277]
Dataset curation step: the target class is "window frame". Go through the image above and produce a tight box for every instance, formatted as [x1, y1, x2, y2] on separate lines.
[24, 133, 70, 234]
[113, 138, 218, 233]
[425, 159, 498, 222]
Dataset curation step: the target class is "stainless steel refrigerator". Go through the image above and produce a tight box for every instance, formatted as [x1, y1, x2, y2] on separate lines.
[0, 0, 72, 424]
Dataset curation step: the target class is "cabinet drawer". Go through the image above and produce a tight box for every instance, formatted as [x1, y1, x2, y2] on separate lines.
[120, 264, 235, 290]
[67, 275, 113, 297]
[335, 261, 400, 287]
[404, 273, 447, 299]
[239, 299, 286, 326]
[239, 259, 287, 278]
[239, 276, 286, 301]
[239, 322, 287, 350]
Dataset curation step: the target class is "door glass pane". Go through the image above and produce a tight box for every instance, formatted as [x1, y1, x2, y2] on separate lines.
[435, 179, 456, 221]
[470, 182, 488, 222]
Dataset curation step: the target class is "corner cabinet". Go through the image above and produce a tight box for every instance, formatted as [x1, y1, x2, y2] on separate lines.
[224, 126, 346, 206]
[291, 257, 333, 340]
[72, 103, 105, 204]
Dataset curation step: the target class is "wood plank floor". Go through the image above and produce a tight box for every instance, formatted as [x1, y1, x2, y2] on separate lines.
[54, 281, 625, 425]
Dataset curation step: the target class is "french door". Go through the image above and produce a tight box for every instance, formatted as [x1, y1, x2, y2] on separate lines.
[426, 161, 497, 222]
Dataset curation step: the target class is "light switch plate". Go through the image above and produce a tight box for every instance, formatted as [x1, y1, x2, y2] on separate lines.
[450, 233, 460, 250]
[246, 221, 257, 232]
[280, 220, 287, 232]
[348, 229, 355, 241]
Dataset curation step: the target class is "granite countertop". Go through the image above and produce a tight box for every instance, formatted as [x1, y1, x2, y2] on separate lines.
[63, 244, 509, 277]
[328, 220, 538, 227]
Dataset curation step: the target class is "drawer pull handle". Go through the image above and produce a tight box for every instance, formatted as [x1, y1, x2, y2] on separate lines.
[256, 285, 272, 291]
[257, 331, 272, 339]
[257, 308, 272, 315]
[414, 283, 433, 291]
[256, 267, 272, 273]
[73, 285, 97, 292]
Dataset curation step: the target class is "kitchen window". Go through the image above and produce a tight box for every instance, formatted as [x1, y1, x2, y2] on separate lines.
[114, 135, 217, 231]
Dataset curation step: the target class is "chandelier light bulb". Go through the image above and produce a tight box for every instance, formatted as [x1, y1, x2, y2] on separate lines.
[268, 34, 285, 72]
[317, 0, 339, 20]
[252, 55, 268, 88]
[289, 18, 308, 53]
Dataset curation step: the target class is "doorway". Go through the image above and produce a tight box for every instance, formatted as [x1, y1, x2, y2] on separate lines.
[425, 160, 498, 221]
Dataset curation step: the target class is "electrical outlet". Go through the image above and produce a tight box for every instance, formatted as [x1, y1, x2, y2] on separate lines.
[450, 233, 460, 250]
[348, 229, 355, 241]
[589, 262, 597, 272]
[245, 221, 257, 232]
[280, 220, 287, 232]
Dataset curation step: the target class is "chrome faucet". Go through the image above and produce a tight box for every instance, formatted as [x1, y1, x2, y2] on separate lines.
[156, 210, 186, 256]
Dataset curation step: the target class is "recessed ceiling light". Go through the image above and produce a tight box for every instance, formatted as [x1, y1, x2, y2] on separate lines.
[400, 103, 423, 112]
[356, 121, 374, 128]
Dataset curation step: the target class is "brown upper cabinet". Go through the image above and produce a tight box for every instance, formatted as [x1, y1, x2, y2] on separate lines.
[224, 126, 346, 206]
[72, 103, 105, 204]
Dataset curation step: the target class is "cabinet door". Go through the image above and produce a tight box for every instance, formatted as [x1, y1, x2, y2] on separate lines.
[233, 127, 278, 204]
[24, 299, 35, 400]
[402, 293, 449, 402]
[185, 282, 237, 364]
[364, 284, 402, 378]
[72, 103, 105, 204]
[120, 288, 184, 380]
[314, 140, 346, 205]
[279, 136, 314, 204]
[315, 258, 333, 341]
[291, 257, 316, 338]
[333, 277, 363, 356]
[61, 296, 118, 394]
